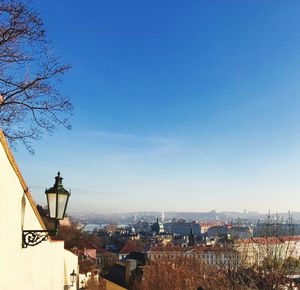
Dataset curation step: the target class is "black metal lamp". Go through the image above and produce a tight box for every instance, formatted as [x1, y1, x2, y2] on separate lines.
[64, 269, 77, 289]
[22, 171, 71, 248]
[45, 171, 70, 220]
[70, 269, 77, 285]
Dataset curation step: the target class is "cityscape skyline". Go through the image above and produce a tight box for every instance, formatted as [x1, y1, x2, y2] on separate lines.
[14, 0, 300, 213]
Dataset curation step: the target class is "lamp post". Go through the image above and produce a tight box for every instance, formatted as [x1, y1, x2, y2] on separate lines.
[22, 171, 71, 248]
[64, 269, 77, 289]
[45, 171, 70, 220]
[70, 269, 77, 285]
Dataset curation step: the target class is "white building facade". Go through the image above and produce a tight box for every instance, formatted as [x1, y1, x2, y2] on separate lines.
[0, 131, 78, 290]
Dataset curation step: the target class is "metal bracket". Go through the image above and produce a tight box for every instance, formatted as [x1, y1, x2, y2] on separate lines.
[22, 220, 58, 248]
[22, 230, 53, 248]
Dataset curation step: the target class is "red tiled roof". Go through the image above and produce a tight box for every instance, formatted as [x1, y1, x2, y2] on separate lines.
[149, 246, 188, 252]
[148, 245, 238, 254]
[74, 240, 97, 249]
[193, 246, 238, 253]
[97, 248, 109, 254]
[200, 222, 226, 227]
[120, 243, 134, 254]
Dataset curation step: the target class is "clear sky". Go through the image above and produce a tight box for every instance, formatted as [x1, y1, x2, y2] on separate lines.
[14, 0, 300, 214]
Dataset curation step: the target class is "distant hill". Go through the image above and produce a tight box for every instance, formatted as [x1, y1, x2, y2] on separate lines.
[71, 210, 300, 224]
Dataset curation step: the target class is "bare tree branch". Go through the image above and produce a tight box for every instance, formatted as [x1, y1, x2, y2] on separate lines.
[0, 0, 72, 152]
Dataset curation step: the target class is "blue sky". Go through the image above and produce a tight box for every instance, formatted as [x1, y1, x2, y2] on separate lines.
[15, 1, 300, 213]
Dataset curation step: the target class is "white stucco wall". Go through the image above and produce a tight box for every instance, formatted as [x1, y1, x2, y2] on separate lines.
[64, 249, 79, 290]
[0, 136, 77, 290]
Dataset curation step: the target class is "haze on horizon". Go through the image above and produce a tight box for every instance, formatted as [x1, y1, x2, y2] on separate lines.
[15, 1, 300, 214]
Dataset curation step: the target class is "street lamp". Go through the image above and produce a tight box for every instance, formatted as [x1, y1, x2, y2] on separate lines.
[22, 172, 71, 248]
[70, 269, 77, 285]
[45, 171, 70, 220]
[64, 269, 77, 289]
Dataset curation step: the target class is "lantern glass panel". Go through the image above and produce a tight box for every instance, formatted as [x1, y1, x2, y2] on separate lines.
[57, 193, 68, 219]
[47, 193, 57, 218]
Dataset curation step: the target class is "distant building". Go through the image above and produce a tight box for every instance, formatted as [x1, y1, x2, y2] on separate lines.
[188, 227, 196, 247]
[96, 249, 118, 269]
[207, 225, 228, 238]
[105, 260, 137, 289]
[229, 225, 252, 239]
[119, 243, 136, 260]
[71, 240, 97, 259]
[166, 220, 201, 237]
[147, 245, 240, 269]
[200, 221, 226, 234]
[151, 218, 164, 234]
[254, 222, 300, 237]
[235, 236, 300, 267]
[134, 220, 150, 232]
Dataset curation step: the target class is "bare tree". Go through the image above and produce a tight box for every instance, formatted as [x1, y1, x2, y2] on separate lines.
[135, 239, 300, 290]
[219, 235, 300, 290]
[132, 256, 228, 290]
[0, 0, 72, 152]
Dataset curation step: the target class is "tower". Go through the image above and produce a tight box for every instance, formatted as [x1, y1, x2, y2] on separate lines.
[188, 225, 195, 247]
